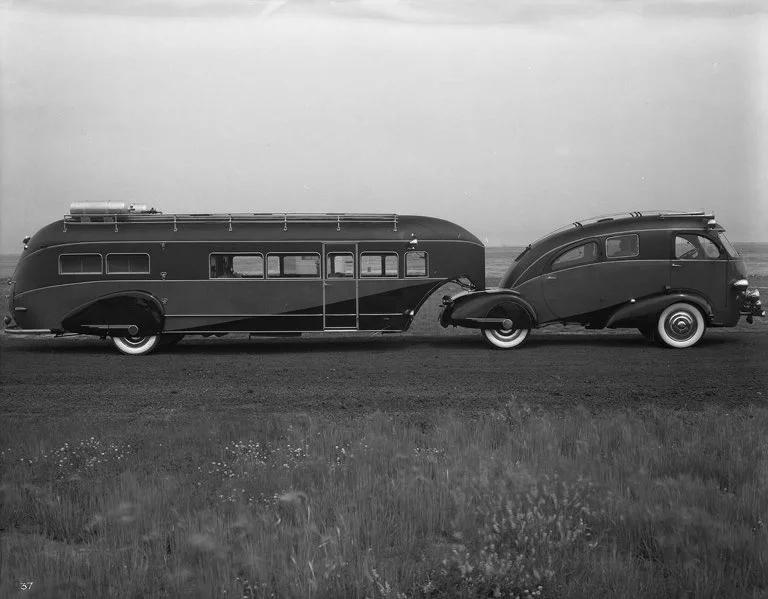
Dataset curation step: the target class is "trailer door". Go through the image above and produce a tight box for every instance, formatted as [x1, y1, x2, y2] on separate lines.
[323, 243, 358, 329]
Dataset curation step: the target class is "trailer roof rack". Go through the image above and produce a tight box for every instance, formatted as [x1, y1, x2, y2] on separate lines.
[63, 212, 401, 232]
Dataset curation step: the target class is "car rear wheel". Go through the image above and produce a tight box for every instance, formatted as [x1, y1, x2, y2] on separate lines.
[482, 327, 530, 349]
[110, 334, 160, 356]
[656, 303, 705, 349]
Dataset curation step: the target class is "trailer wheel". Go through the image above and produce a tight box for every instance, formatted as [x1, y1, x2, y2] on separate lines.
[110, 335, 160, 356]
[482, 327, 530, 349]
[656, 302, 705, 349]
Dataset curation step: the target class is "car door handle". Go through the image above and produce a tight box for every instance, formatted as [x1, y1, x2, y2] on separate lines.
[671, 263, 682, 268]
[546, 275, 557, 280]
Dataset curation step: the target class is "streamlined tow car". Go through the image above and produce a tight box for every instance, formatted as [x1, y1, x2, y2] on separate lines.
[440, 211, 764, 349]
[4, 203, 484, 355]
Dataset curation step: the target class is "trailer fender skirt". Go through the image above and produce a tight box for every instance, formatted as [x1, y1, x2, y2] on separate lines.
[61, 291, 165, 336]
[447, 291, 536, 330]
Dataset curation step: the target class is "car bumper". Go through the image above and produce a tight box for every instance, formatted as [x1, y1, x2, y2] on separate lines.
[739, 288, 765, 323]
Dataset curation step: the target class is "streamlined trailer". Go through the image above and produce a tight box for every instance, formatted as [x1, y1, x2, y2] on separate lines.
[4, 203, 484, 354]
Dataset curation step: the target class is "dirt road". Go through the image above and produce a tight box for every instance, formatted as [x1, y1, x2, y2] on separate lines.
[1, 326, 765, 418]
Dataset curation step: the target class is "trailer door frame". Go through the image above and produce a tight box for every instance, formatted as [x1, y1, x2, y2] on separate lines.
[323, 242, 358, 330]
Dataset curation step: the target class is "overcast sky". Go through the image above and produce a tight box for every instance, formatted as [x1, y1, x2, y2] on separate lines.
[1, 0, 766, 252]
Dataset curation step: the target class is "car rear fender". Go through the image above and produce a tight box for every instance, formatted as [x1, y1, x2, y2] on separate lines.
[442, 290, 536, 329]
[61, 291, 165, 336]
[605, 293, 713, 328]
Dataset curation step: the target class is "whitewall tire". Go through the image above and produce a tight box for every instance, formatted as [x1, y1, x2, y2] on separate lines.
[656, 303, 705, 349]
[482, 327, 530, 349]
[110, 335, 160, 356]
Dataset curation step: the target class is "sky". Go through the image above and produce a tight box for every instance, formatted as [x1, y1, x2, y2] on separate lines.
[1, 0, 767, 252]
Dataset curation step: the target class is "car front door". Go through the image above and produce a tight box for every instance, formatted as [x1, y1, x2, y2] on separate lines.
[670, 233, 727, 308]
[542, 240, 603, 319]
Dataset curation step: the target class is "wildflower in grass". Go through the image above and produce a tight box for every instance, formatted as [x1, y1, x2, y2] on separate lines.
[432, 475, 604, 598]
[277, 490, 310, 525]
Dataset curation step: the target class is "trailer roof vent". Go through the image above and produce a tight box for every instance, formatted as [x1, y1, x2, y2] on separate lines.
[69, 202, 160, 215]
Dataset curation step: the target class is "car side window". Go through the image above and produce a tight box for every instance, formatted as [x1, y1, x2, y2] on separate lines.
[551, 241, 598, 271]
[674, 234, 721, 260]
[605, 234, 639, 259]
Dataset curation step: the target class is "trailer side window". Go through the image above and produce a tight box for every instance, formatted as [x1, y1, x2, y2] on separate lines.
[267, 254, 321, 278]
[106, 253, 150, 274]
[405, 251, 428, 277]
[210, 254, 264, 278]
[360, 253, 399, 277]
[59, 253, 102, 275]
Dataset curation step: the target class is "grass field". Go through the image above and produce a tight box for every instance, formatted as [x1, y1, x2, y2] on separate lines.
[2, 399, 767, 598]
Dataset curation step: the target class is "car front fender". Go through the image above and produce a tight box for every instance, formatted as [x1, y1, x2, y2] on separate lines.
[605, 293, 713, 328]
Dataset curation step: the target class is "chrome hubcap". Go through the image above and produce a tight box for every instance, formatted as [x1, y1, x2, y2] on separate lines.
[491, 328, 522, 340]
[665, 310, 697, 341]
[122, 336, 149, 347]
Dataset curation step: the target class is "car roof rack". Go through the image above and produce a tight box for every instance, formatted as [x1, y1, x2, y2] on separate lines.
[526, 210, 715, 247]
[545, 209, 713, 236]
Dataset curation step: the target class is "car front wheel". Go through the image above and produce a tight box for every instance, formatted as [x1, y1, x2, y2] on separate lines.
[482, 327, 530, 349]
[110, 335, 160, 356]
[656, 303, 705, 349]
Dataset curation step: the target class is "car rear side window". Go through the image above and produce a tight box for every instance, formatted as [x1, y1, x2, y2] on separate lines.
[106, 253, 150, 274]
[675, 235, 721, 260]
[59, 253, 102, 275]
[605, 234, 639, 259]
[551, 242, 598, 271]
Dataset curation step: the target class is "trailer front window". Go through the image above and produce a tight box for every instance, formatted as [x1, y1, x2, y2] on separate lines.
[107, 253, 150, 274]
[59, 253, 102, 275]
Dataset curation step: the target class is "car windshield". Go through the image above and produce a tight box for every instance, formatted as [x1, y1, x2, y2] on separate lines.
[718, 232, 740, 257]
